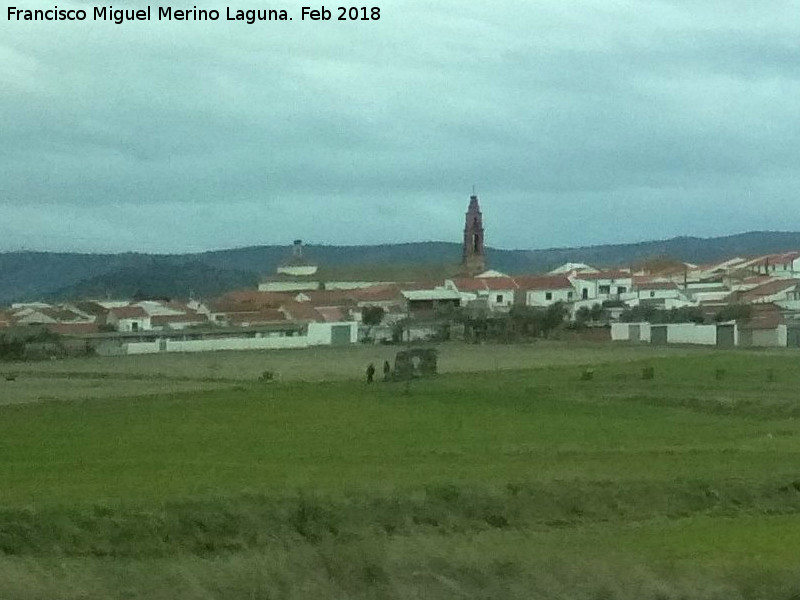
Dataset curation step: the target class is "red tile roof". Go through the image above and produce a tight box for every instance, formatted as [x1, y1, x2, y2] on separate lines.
[739, 303, 785, 330]
[207, 291, 293, 312]
[150, 313, 209, 326]
[38, 307, 87, 322]
[482, 277, 520, 291]
[744, 252, 800, 269]
[45, 322, 102, 335]
[351, 285, 405, 302]
[730, 279, 800, 303]
[109, 306, 149, 319]
[295, 290, 358, 305]
[315, 306, 348, 322]
[448, 278, 488, 292]
[280, 301, 326, 322]
[227, 309, 287, 326]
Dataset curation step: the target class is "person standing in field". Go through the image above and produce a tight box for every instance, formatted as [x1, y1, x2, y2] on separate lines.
[383, 360, 391, 381]
[366, 363, 376, 384]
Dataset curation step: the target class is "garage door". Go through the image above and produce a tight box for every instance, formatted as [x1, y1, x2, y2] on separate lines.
[716, 324, 735, 348]
[330, 324, 352, 346]
[650, 325, 668, 345]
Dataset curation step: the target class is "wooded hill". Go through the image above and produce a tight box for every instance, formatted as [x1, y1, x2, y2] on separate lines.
[3, 231, 800, 304]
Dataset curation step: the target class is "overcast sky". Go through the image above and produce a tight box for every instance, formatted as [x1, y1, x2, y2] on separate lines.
[2, 1, 800, 253]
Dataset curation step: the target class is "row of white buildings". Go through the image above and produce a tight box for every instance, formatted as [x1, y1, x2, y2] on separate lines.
[4, 250, 800, 353]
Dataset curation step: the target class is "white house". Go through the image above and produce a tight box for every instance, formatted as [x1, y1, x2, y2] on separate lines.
[107, 306, 152, 332]
[514, 275, 576, 307]
[446, 277, 518, 311]
[730, 278, 800, 305]
[740, 252, 800, 278]
[633, 281, 686, 302]
[571, 270, 633, 301]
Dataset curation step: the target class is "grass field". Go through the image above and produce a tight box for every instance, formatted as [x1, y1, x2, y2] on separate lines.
[2, 340, 713, 382]
[1, 343, 800, 598]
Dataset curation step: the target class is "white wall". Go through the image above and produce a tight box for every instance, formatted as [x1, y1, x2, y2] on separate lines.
[121, 322, 358, 355]
[117, 317, 152, 332]
[611, 322, 650, 342]
[526, 288, 574, 307]
[749, 325, 787, 347]
[687, 291, 729, 303]
[487, 290, 515, 310]
[165, 336, 308, 352]
[307, 321, 358, 345]
[572, 279, 597, 301]
[611, 323, 630, 341]
[666, 324, 717, 345]
[636, 289, 681, 300]
[578, 277, 632, 300]
[125, 341, 161, 354]
[125, 336, 307, 354]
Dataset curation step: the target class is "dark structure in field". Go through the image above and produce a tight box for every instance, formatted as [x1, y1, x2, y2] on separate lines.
[393, 348, 438, 380]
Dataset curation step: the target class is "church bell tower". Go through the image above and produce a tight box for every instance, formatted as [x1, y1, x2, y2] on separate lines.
[461, 193, 486, 276]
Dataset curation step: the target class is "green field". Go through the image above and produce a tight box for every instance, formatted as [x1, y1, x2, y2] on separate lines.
[1, 344, 800, 598]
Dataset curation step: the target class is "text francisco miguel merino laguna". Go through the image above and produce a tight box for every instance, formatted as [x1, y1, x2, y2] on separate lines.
[7, 5, 382, 23]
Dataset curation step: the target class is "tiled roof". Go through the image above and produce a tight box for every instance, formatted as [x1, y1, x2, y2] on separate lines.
[741, 276, 774, 285]
[39, 307, 87, 322]
[351, 285, 404, 302]
[729, 279, 800, 303]
[315, 306, 348, 322]
[150, 313, 209, 326]
[448, 278, 488, 292]
[513, 275, 573, 291]
[207, 291, 292, 312]
[46, 322, 102, 335]
[743, 252, 800, 269]
[295, 290, 358, 305]
[739, 303, 785, 330]
[227, 309, 287, 326]
[279, 301, 326, 322]
[482, 277, 519, 291]
[109, 306, 149, 319]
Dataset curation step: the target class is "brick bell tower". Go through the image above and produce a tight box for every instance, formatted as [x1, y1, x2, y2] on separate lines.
[461, 192, 486, 276]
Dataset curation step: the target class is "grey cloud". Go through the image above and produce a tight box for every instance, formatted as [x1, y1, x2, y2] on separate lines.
[2, 0, 800, 252]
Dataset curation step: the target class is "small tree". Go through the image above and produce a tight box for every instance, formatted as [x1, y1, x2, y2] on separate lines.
[542, 301, 568, 337]
[715, 304, 752, 322]
[362, 305, 385, 327]
[361, 305, 386, 342]
[589, 303, 606, 322]
[575, 306, 592, 324]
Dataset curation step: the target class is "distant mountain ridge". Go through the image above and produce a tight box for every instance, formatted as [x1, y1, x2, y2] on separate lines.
[3, 231, 800, 304]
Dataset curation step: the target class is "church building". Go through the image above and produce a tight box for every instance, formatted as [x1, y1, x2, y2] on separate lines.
[461, 193, 487, 276]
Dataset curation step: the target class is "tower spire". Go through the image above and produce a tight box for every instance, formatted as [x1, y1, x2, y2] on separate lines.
[461, 190, 486, 276]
